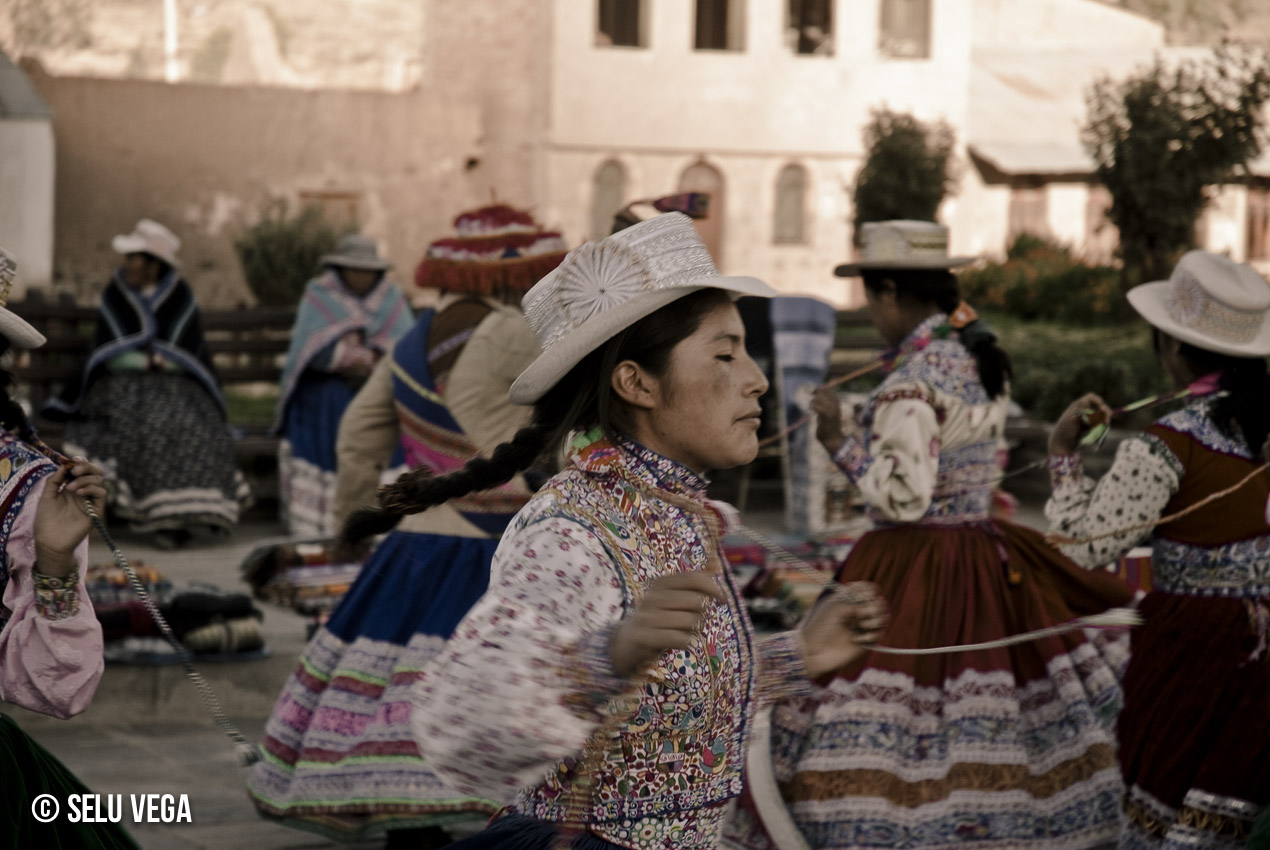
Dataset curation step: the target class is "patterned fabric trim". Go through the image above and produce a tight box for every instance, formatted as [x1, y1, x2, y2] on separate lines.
[1123, 784, 1261, 849]
[1047, 453, 1084, 489]
[1152, 535, 1270, 598]
[831, 433, 872, 482]
[1155, 397, 1254, 459]
[32, 571, 81, 620]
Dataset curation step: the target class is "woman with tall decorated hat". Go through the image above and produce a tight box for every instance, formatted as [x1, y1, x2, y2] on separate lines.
[727, 221, 1135, 850]
[1045, 250, 1270, 850]
[43, 219, 249, 550]
[249, 205, 569, 849]
[335, 212, 887, 849]
[275, 233, 414, 537]
[0, 247, 136, 849]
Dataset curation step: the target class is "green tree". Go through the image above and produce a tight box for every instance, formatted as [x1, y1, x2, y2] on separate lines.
[852, 108, 955, 238]
[234, 200, 353, 307]
[1083, 45, 1270, 293]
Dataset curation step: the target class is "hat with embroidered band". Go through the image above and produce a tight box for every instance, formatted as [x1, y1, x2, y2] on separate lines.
[112, 218, 182, 268]
[1127, 250, 1270, 358]
[509, 212, 775, 404]
[415, 204, 568, 295]
[320, 233, 392, 272]
[834, 220, 974, 277]
[0, 248, 47, 349]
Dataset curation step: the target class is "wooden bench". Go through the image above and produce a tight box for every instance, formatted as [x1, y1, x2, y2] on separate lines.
[12, 291, 295, 505]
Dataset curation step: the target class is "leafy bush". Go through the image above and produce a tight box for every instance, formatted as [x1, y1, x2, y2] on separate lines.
[988, 311, 1168, 423]
[960, 234, 1121, 325]
[852, 109, 955, 235]
[233, 200, 353, 307]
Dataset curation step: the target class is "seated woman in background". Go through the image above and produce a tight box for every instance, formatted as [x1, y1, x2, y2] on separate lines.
[275, 233, 413, 537]
[44, 219, 249, 550]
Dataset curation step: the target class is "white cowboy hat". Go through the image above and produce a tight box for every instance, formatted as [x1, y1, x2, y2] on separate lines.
[320, 234, 392, 271]
[834, 220, 974, 277]
[1127, 250, 1270, 358]
[112, 218, 181, 268]
[510, 212, 775, 404]
[0, 248, 46, 349]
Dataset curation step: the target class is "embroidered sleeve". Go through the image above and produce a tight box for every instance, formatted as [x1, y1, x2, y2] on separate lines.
[831, 383, 941, 522]
[1044, 435, 1183, 569]
[0, 476, 103, 719]
[753, 631, 813, 707]
[410, 514, 627, 802]
[32, 572, 80, 620]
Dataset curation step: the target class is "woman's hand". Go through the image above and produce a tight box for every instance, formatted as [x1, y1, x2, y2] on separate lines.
[798, 582, 889, 678]
[812, 387, 845, 456]
[1049, 393, 1111, 456]
[34, 459, 107, 579]
[611, 571, 726, 679]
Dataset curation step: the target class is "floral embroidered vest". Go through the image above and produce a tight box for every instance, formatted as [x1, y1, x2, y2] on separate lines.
[512, 432, 758, 824]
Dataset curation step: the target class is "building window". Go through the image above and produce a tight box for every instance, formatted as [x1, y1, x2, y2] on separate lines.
[596, 0, 646, 47]
[679, 160, 726, 261]
[879, 0, 931, 59]
[591, 160, 628, 240]
[773, 164, 809, 244]
[1007, 183, 1049, 244]
[1246, 186, 1270, 262]
[695, 0, 746, 51]
[787, 0, 833, 56]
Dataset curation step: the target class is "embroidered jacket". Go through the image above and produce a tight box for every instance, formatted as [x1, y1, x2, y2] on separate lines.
[411, 432, 811, 850]
[1047, 396, 1270, 595]
[831, 313, 1011, 524]
[0, 434, 101, 718]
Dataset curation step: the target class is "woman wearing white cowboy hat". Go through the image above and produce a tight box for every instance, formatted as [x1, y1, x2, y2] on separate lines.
[728, 220, 1134, 850]
[334, 212, 887, 850]
[274, 233, 413, 537]
[43, 219, 249, 550]
[1047, 250, 1270, 850]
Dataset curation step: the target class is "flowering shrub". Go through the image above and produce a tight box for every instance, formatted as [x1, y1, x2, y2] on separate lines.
[960, 234, 1120, 325]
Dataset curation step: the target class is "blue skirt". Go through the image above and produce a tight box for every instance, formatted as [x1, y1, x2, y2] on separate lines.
[249, 530, 502, 838]
[282, 372, 403, 472]
[449, 815, 625, 850]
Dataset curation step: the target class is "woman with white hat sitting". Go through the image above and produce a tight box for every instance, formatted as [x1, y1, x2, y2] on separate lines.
[43, 219, 249, 549]
[1046, 250, 1270, 850]
[274, 233, 413, 537]
[341, 212, 887, 849]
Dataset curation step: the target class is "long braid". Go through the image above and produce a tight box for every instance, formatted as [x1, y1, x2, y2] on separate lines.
[0, 368, 38, 444]
[339, 423, 552, 546]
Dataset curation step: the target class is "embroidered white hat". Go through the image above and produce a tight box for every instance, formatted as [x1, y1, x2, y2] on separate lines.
[320, 233, 392, 271]
[1127, 250, 1270, 358]
[834, 220, 974, 277]
[112, 218, 181, 268]
[0, 248, 46, 349]
[509, 212, 774, 404]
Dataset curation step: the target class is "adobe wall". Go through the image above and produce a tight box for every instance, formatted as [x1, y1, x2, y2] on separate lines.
[26, 65, 483, 307]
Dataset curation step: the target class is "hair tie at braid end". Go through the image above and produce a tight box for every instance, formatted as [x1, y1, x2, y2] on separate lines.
[949, 301, 979, 329]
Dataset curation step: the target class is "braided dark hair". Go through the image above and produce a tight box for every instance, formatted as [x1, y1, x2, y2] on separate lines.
[862, 268, 1013, 398]
[1156, 330, 1270, 453]
[0, 338, 36, 443]
[340, 288, 734, 545]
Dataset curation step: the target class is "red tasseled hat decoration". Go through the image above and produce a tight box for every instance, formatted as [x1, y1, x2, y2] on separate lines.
[414, 205, 569, 295]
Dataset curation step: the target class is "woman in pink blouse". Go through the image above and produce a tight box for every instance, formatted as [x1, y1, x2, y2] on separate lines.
[337, 213, 888, 850]
[0, 252, 136, 848]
